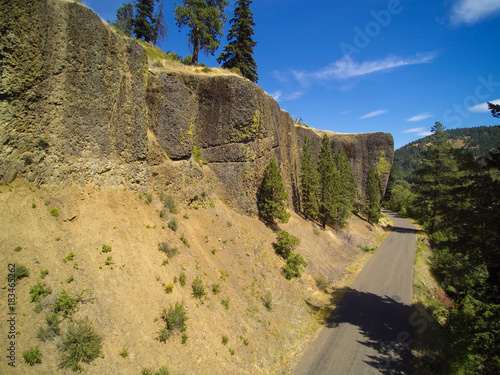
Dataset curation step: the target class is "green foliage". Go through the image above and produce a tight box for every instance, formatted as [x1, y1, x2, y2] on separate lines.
[262, 291, 273, 312]
[258, 157, 290, 225]
[282, 253, 307, 280]
[365, 168, 381, 224]
[175, 0, 229, 65]
[23, 346, 42, 366]
[151, 0, 168, 46]
[222, 335, 228, 345]
[274, 230, 300, 259]
[37, 313, 60, 341]
[105, 256, 114, 266]
[158, 242, 179, 258]
[30, 281, 52, 303]
[58, 319, 102, 371]
[334, 147, 357, 227]
[300, 136, 320, 219]
[221, 297, 230, 309]
[112, 2, 134, 37]
[133, 0, 155, 43]
[163, 194, 178, 214]
[53, 290, 83, 317]
[229, 348, 235, 356]
[191, 276, 206, 299]
[40, 269, 49, 279]
[217, 0, 258, 83]
[12, 264, 29, 284]
[158, 301, 188, 342]
[120, 347, 128, 358]
[359, 245, 377, 253]
[164, 284, 174, 294]
[167, 218, 178, 232]
[488, 102, 500, 118]
[65, 252, 75, 262]
[192, 145, 203, 164]
[102, 244, 112, 253]
[318, 135, 341, 228]
[383, 179, 416, 216]
[50, 208, 59, 217]
[179, 271, 187, 287]
[212, 283, 221, 295]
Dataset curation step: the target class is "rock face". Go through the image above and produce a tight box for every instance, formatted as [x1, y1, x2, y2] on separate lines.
[0, 0, 394, 215]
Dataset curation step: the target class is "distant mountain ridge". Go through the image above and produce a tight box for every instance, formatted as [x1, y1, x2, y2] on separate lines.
[394, 125, 500, 181]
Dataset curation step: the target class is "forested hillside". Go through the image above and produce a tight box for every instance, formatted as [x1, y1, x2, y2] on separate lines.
[393, 125, 500, 181]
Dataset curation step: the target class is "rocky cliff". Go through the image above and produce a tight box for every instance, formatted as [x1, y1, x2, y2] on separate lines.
[0, 0, 394, 215]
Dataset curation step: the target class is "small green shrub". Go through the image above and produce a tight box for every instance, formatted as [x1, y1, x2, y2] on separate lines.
[243, 338, 249, 346]
[141, 369, 154, 375]
[167, 218, 178, 232]
[180, 234, 190, 248]
[101, 244, 112, 253]
[40, 269, 49, 279]
[229, 67, 242, 76]
[229, 348, 235, 356]
[222, 335, 228, 345]
[219, 270, 229, 282]
[191, 276, 206, 299]
[226, 221, 233, 228]
[153, 60, 164, 67]
[183, 213, 189, 219]
[192, 145, 203, 165]
[179, 272, 186, 287]
[165, 284, 174, 294]
[30, 282, 52, 303]
[50, 208, 59, 217]
[262, 291, 273, 312]
[37, 313, 60, 341]
[145, 192, 153, 204]
[359, 245, 377, 253]
[221, 297, 230, 310]
[105, 256, 114, 266]
[23, 346, 42, 366]
[158, 242, 179, 258]
[14, 245, 22, 252]
[120, 347, 128, 358]
[66, 275, 74, 283]
[158, 301, 188, 342]
[315, 275, 330, 292]
[58, 319, 102, 371]
[53, 290, 82, 317]
[11, 264, 29, 284]
[282, 253, 308, 280]
[164, 194, 178, 214]
[65, 252, 75, 262]
[181, 333, 188, 345]
[184, 55, 192, 64]
[274, 230, 300, 259]
[212, 283, 221, 295]
[201, 67, 212, 73]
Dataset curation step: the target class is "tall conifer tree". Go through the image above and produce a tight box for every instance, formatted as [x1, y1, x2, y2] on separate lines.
[175, 0, 229, 65]
[318, 135, 340, 228]
[258, 158, 290, 225]
[217, 0, 258, 82]
[112, 3, 134, 37]
[335, 147, 356, 227]
[134, 0, 156, 43]
[366, 168, 381, 224]
[300, 136, 319, 220]
[152, 0, 168, 46]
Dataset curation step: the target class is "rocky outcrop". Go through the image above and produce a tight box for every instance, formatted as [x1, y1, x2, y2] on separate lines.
[0, 0, 394, 215]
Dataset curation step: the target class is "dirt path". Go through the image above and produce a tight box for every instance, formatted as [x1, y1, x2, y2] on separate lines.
[292, 211, 418, 375]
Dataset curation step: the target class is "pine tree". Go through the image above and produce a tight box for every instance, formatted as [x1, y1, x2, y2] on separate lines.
[413, 122, 459, 233]
[366, 168, 381, 224]
[488, 102, 500, 118]
[318, 135, 341, 228]
[175, 0, 229, 65]
[300, 136, 319, 220]
[152, 0, 168, 46]
[112, 3, 134, 37]
[258, 158, 290, 225]
[134, 0, 155, 43]
[216, 0, 258, 82]
[335, 147, 356, 227]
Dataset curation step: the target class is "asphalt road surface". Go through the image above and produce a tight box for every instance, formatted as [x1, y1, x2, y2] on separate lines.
[292, 211, 418, 375]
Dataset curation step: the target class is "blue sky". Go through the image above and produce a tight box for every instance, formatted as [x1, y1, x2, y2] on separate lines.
[83, 0, 500, 149]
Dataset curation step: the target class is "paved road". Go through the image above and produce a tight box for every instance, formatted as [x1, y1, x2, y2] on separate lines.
[292, 211, 418, 375]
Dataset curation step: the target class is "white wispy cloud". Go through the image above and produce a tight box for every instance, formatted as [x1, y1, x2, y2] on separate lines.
[451, 0, 500, 25]
[467, 98, 500, 113]
[291, 52, 437, 84]
[402, 127, 433, 136]
[341, 110, 352, 115]
[360, 110, 388, 120]
[269, 90, 304, 102]
[406, 113, 433, 122]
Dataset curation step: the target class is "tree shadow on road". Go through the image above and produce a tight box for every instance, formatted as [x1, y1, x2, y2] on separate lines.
[327, 288, 414, 374]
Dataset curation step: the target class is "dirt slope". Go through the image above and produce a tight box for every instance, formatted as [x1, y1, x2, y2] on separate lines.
[0, 178, 387, 375]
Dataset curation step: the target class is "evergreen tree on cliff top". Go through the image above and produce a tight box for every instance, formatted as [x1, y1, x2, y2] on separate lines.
[175, 0, 229, 65]
[258, 158, 290, 225]
[300, 136, 319, 220]
[217, 0, 258, 82]
[134, 0, 156, 43]
[152, 0, 168, 46]
[112, 3, 134, 37]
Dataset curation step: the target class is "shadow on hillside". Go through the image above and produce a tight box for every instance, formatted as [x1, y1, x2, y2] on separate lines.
[327, 288, 414, 374]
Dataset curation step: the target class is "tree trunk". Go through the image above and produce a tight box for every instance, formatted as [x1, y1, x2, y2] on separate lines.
[192, 32, 200, 65]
